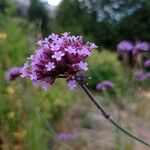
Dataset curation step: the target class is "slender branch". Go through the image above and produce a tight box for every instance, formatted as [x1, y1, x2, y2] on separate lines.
[76, 78, 150, 147]
[76, 78, 110, 118]
[108, 118, 150, 147]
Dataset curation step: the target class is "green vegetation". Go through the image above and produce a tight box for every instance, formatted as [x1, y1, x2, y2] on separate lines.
[87, 50, 125, 93]
[0, 0, 150, 149]
[54, 0, 150, 49]
[0, 15, 76, 149]
[28, 0, 51, 36]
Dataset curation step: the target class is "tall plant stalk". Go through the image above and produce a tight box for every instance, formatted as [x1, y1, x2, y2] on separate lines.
[76, 78, 150, 147]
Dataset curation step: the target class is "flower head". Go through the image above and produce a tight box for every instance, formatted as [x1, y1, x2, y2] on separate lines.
[144, 59, 150, 68]
[56, 133, 75, 142]
[144, 72, 150, 79]
[21, 32, 97, 90]
[134, 70, 146, 81]
[6, 67, 22, 81]
[117, 41, 133, 53]
[133, 41, 149, 55]
[96, 80, 114, 91]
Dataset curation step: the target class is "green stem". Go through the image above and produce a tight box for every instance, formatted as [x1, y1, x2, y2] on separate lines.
[108, 118, 150, 147]
[76, 78, 150, 147]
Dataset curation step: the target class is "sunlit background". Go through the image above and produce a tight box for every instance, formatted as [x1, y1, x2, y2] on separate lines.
[41, 0, 62, 6]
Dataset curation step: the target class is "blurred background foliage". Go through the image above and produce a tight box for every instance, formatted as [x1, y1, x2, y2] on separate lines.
[53, 0, 150, 49]
[0, 0, 150, 149]
[87, 50, 125, 93]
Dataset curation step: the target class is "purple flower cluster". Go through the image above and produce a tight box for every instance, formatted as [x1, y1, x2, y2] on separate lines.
[134, 70, 145, 81]
[117, 41, 150, 81]
[117, 41, 133, 53]
[56, 133, 75, 142]
[134, 70, 150, 81]
[117, 41, 149, 55]
[144, 72, 150, 79]
[133, 42, 149, 55]
[21, 32, 97, 90]
[96, 80, 114, 91]
[6, 67, 22, 81]
[144, 59, 150, 67]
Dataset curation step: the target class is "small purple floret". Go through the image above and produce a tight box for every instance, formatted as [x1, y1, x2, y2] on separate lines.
[52, 51, 65, 61]
[56, 133, 75, 142]
[45, 62, 55, 71]
[117, 41, 133, 53]
[67, 80, 77, 90]
[65, 46, 76, 54]
[6, 67, 22, 81]
[133, 42, 149, 55]
[96, 80, 114, 90]
[78, 61, 88, 71]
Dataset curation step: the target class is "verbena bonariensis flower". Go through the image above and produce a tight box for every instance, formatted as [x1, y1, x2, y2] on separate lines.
[144, 59, 150, 67]
[134, 70, 150, 80]
[117, 41, 133, 53]
[134, 70, 146, 81]
[144, 72, 150, 79]
[56, 133, 75, 142]
[96, 80, 114, 91]
[21, 32, 97, 90]
[133, 41, 149, 55]
[6, 67, 22, 81]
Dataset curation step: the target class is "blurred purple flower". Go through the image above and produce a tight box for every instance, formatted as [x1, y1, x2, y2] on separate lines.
[96, 80, 114, 90]
[133, 42, 149, 55]
[67, 80, 77, 90]
[134, 70, 146, 81]
[21, 32, 97, 90]
[56, 133, 75, 142]
[144, 72, 150, 79]
[144, 59, 150, 68]
[117, 41, 133, 53]
[5, 67, 22, 81]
